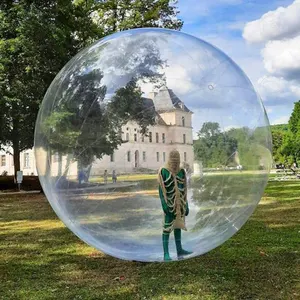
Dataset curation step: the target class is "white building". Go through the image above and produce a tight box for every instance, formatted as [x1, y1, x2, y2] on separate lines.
[0, 87, 194, 177]
[0, 148, 37, 176]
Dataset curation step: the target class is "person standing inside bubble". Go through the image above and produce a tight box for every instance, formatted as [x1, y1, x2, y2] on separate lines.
[158, 149, 192, 261]
[112, 170, 117, 183]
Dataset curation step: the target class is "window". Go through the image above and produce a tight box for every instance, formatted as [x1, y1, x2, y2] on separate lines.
[141, 135, 145, 142]
[126, 133, 129, 141]
[182, 116, 185, 127]
[163, 152, 166, 162]
[143, 151, 146, 162]
[24, 153, 30, 168]
[162, 133, 165, 143]
[110, 153, 114, 162]
[134, 134, 137, 142]
[127, 151, 131, 162]
[156, 132, 159, 143]
[183, 134, 186, 144]
[1, 155, 6, 167]
[149, 132, 152, 143]
[184, 152, 187, 162]
[156, 152, 159, 162]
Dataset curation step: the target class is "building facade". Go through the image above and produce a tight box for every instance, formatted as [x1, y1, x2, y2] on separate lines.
[0, 148, 37, 176]
[0, 87, 194, 177]
[91, 87, 194, 175]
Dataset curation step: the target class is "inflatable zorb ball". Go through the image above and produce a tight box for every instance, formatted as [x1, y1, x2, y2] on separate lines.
[34, 28, 272, 262]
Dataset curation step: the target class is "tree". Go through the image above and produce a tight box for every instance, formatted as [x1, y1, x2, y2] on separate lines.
[281, 101, 300, 165]
[194, 122, 237, 168]
[271, 125, 288, 164]
[288, 101, 300, 135]
[0, 0, 101, 177]
[94, 0, 183, 34]
[37, 31, 165, 179]
[40, 75, 157, 177]
[0, 0, 183, 178]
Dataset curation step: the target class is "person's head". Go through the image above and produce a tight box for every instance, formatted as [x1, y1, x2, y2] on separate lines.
[167, 149, 181, 173]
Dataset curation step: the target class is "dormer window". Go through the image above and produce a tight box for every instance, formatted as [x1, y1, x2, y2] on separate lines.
[182, 116, 185, 127]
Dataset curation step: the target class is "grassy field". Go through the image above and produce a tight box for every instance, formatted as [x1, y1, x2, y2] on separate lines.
[0, 180, 299, 300]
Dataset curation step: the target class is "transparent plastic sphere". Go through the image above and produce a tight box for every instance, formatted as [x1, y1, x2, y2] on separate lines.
[34, 28, 272, 262]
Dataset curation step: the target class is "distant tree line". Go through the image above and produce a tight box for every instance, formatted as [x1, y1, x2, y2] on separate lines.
[194, 121, 271, 170]
[194, 101, 300, 169]
[271, 101, 300, 167]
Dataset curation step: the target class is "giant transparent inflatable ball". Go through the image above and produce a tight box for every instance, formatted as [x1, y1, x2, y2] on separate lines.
[35, 28, 272, 262]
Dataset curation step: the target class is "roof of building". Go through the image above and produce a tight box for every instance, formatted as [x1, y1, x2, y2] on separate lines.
[152, 87, 192, 113]
[141, 97, 167, 126]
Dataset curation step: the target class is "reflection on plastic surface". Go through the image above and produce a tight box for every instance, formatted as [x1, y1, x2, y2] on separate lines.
[34, 28, 272, 262]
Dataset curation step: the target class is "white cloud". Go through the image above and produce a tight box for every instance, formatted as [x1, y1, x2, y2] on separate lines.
[242, 0, 300, 111]
[271, 115, 290, 125]
[262, 36, 300, 79]
[258, 76, 289, 97]
[257, 75, 300, 103]
[243, 0, 300, 43]
[290, 84, 300, 97]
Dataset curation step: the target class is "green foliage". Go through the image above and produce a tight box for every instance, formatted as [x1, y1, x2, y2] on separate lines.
[0, 0, 183, 175]
[194, 123, 271, 170]
[194, 122, 237, 168]
[41, 71, 156, 167]
[272, 101, 300, 165]
[0, 0, 102, 175]
[271, 126, 288, 164]
[288, 101, 300, 135]
[94, 0, 183, 34]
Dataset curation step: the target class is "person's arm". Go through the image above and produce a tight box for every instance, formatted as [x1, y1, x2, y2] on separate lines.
[159, 185, 169, 215]
[182, 169, 189, 216]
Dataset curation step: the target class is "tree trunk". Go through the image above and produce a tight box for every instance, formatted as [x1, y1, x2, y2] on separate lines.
[62, 155, 72, 177]
[112, 0, 118, 31]
[58, 152, 63, 177]
[86, 164, 92, 182]
[13, 141, 21, 180]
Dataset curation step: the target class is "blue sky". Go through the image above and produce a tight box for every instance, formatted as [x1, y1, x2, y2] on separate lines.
[176, 0, 299, 125]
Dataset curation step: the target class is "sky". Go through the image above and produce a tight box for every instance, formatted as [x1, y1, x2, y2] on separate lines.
[177, 0, 300, 125]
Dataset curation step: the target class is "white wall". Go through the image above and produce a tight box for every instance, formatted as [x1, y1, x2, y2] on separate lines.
[0, 148, 37, 176]
[90, 116, 194, 175]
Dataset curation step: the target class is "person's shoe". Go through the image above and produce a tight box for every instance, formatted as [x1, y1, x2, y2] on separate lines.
[164, 253, 172, 261]
[177, 249, 193, 257]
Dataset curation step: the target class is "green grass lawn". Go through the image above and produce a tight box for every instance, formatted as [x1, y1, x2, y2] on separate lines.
[0, 181, 299, 300]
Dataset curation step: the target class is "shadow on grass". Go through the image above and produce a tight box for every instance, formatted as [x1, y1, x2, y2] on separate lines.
[0, 185, 299, 300]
